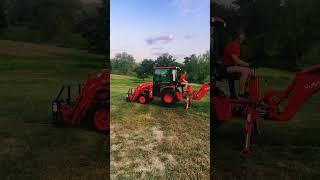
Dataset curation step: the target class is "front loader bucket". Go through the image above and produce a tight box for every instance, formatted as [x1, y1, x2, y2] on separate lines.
[52, 100, 63, 125]
[126, 88, 134, 102]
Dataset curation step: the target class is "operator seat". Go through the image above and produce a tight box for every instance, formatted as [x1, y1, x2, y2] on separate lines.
[177, 77, 186, 93]
[178, 82, 185, 93]
[215, 60, 240, 99]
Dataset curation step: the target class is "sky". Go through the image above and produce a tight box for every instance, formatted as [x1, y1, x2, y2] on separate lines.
[217, 0, 235, 6]
[110, 0, 210, 62]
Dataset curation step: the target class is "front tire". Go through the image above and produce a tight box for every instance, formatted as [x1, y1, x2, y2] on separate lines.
[93, 108, 109, 133]
[138, 94, 148, 104]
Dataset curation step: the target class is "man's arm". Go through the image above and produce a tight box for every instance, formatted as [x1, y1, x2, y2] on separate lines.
[231, 54, 249, 67]
[182, 77, 188, 83]
[180, 75, 188, 83]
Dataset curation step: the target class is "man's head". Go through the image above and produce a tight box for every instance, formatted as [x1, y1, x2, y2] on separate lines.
[233, 30, 245, 43]
[183, 70, 187, 74]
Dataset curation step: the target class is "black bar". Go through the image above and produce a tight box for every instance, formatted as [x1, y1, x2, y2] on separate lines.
[56, 85, 65, 101]
[228, 80, 237, 99]
[67, 85, 71, 103]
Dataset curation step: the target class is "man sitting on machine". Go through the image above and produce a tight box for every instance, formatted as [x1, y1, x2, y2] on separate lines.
[180, 70, 189, 93]
[221, 30, 253, 99]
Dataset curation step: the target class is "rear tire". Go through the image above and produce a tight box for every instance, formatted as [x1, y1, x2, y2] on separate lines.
[212, 88, 225, 129]
[161, 89, 176, 106]
[212, 107, 224, 129]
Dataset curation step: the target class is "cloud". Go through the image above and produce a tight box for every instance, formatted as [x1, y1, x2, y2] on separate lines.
[184, 34, 198, 40]
[171, 0, 209, 16]
[152, 47, 164, 51]
[172, 53, 187, 60]
[145, 35, 174, 45]
[152, 52, 167, 56]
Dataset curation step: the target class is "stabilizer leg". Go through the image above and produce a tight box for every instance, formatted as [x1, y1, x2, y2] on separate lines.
[242, 112, 254, 154]
[185, 95, 190, 109]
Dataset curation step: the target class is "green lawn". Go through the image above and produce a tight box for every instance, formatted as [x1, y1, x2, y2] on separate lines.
[110, 74, 210, 179]
[214, 66, 320, 179]
[0, 40, 108, 179]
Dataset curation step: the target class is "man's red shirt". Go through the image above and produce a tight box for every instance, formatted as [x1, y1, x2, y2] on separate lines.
[222, 41, 241, 66]
[180, 74, 186, 83]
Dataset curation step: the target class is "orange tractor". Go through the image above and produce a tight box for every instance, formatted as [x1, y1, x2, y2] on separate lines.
[127, 66, 210, 108]
[52, 69, 110, 133]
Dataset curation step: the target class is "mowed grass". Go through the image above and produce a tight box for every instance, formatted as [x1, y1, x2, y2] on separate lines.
[0, 40, 108, 179]
[110, 74, 210, 179]
[214, 66, 320, 179]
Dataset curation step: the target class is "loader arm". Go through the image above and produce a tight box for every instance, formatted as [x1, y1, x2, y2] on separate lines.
[69, 70, 109, 125]
[127, 82, 153, 102]
[264, 65, 320, 121]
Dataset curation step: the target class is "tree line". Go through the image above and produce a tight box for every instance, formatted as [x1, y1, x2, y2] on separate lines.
[0, 0, 108, 54]
[212, 0, 320, 70]
[111, 51, 210, 84]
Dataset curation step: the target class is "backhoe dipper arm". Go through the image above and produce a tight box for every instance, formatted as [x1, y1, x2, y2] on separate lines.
[264, 65, 320, 121]
[192, 83, 210, 100]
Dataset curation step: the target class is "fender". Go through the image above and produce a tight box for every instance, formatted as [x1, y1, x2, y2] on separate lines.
[160, 85, 176, 93]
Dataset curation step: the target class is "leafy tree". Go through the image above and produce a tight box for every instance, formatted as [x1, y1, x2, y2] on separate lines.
[0, 0, 7, 30]
[134, 67, 146, 80]
[140, 59, 155, 75]
[184, 51, 210, 83]
[216, 0, 320, 69]
[5, 0, 32, 25]
[154, 53, 179, 67]
[111, 52, 136, 75]
[2, 0, 107, 54]
[134, 59, 155, 79]
[77, 0, 108, 54]
[4, 0, 81, 42]
[276, 0, 320, 68]
[184, 54, 198, 82]
[197, 51, 210, 83]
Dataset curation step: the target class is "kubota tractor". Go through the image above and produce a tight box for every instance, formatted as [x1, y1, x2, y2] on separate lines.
[212, 16, 320, 153]
[52, 69, 110, 133]
[127, 66, 210, 108]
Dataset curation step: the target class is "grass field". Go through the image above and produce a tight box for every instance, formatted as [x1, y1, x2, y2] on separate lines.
[110, 74, 210, 179]
[214, 67, 320, 179]
[0, 40, 109, 179]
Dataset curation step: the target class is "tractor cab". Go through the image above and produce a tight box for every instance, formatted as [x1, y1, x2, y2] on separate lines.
[153, 66, 181, 97]
[212, 17, 240, 99]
